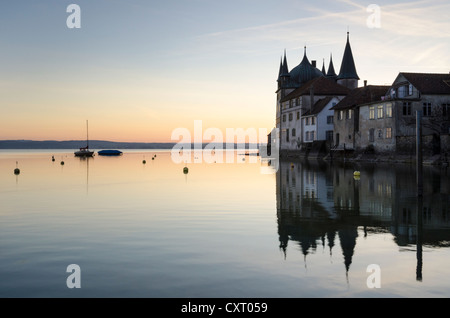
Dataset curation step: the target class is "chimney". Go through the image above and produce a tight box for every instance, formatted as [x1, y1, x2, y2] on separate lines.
[312, 60, 316, 68]
[364, 80, 367, 87]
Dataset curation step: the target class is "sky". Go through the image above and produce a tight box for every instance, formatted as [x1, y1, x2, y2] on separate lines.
[1, 0, 449, 143]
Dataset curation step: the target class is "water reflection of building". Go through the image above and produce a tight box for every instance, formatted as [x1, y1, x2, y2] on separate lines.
[276, 160, 450, 276]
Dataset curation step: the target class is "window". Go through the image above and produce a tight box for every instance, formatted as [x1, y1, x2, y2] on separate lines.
[378, 129, 383, 139]
[311, 117, 316, 125]
[327, 116, 334, 124]
[377, 105, 384, 119]
[338, 110, 344, 120]
[297, 112, 300, 120]
[292, 128, 296, 137]
[386, 103, 392, 118]
[369, 129, 375, 142]
[286, 129, 289, 142]
[386, 127, 392, 139]
[305, 131, 310, 141]
[282, 114, 286, 122]
[403, 102, 411, 116]
[398, 86, 407, 98]
[369, 106, 375, 119]
[408, 84, 413, 95]
[326, 131, 333, 142]
[310, 131, 315, 141]
[443, 104, 450, 117]
[296, 98, 301, 106]
[305, 117, 309, 126]
[346, 109, 352, 120]
[289, 100, 293, 108]
[423, 103, 432, 117]
[289, 113, 293, 121]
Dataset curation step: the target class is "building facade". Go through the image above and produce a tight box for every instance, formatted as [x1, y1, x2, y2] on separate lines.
[276, 32, 357, 157]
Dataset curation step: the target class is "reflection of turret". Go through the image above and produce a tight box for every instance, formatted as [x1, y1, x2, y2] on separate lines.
[275, 158, 450, 285]
[327, 231, 336, 258]
[338, 225, 358, 277]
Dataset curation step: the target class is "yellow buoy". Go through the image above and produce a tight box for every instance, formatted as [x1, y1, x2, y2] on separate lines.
[353, 171, 360, 176]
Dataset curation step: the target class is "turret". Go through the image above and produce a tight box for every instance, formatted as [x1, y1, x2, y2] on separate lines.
[337, 32, 359, 89]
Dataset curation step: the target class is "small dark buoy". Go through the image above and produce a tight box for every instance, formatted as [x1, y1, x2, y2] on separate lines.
[14, 161, 20, 175]
[52, 155, 55, 162]
[143, 159, 146, 164]
[61, 161, 64, 165]
[183, 167, 189, 174]
[152, 157, 154, 160]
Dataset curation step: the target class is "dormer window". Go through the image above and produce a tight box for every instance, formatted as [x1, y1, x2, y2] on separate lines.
[408, 84, 413, 95]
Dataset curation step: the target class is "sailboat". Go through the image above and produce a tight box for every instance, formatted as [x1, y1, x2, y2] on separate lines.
[74, 120, 95, 157]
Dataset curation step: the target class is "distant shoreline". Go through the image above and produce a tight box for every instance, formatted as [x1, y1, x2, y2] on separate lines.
[0, 140, 259, 150]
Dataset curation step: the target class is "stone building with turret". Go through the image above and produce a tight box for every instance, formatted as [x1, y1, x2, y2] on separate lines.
[275, 32, 358, 158]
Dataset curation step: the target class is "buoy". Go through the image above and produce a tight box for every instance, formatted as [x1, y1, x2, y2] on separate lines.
[52, 155, 55, 162]
[152, 157, 154, 160]
[61, 161, 64, 165]
[14, 161, 20, 175]
[143, 160, 146, 164]
[353, 171, 360, 176]
[183, 167, 189, 174]
[290, 163, 294, 169]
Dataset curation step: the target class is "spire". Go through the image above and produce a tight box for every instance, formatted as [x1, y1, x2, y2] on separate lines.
[277, 57, 283, 80]
[281, 49, 289, 76]
[321, 58, 326, 75]
[337, 32, 359, 80]
[327, 53, 337, 78]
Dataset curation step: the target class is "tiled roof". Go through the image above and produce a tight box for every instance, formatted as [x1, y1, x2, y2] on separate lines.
[303, 96, 334, 116]
[400, 72, 450, 95]
[281, 76, 350, 103]
[331, 85, 390, 110]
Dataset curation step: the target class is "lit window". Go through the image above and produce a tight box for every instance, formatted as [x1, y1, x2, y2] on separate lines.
[377, 105, 384, 119]
[369, 106, 375, 119]
[386, 103, 392, 118]
[386, 127, 392, 139]
[346, 109, 352, 120]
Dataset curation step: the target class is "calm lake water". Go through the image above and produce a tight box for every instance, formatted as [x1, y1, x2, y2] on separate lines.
[1, 149, 450, 298]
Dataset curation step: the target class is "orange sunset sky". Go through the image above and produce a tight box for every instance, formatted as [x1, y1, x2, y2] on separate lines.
[1, 0, 449, 143]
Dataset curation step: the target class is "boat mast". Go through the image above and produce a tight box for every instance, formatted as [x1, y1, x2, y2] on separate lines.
[86, 120, 89, 148]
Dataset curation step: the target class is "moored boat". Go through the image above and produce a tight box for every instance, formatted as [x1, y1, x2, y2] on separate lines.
[74, 120, 94, 157]
[98, 150, 123, 156]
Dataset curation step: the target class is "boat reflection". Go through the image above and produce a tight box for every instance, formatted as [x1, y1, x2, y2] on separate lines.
[276, 159, 450, 280]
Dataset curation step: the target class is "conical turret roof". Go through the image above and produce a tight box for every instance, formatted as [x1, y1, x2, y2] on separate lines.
[337, 32, 359, 80]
